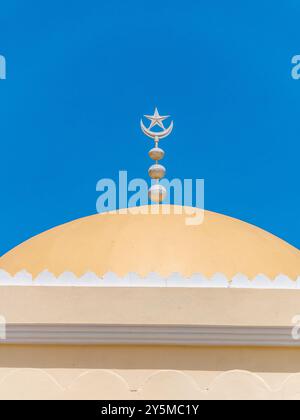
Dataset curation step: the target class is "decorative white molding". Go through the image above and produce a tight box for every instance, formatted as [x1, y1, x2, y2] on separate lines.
[0, 324, 299, 347]
[0, 269, 299, 289]
[1, 368, 300, 399]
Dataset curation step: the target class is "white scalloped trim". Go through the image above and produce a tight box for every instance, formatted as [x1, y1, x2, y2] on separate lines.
[0, 270, 299, 289]
[1, 368, 300, 400]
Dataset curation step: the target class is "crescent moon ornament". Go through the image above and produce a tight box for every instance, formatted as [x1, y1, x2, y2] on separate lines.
[140, 108, 174, 204]
[140, 107, 174, 141]
[140, 119, 174, 140]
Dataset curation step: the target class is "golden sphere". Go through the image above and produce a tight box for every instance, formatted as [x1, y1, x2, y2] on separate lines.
[148, 164, 166, 180]
[148, 184, 167, 203]
[149, 147, 165, 161]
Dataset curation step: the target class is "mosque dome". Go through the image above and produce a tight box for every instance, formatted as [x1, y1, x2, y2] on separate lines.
[0, 205, 299, 279]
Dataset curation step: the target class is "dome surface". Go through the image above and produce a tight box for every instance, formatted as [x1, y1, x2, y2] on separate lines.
[0, 206, 299, 278]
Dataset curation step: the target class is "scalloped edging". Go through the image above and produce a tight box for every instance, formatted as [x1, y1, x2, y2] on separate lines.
[0, 368, 300, 399]
[0, 270, 299, 289]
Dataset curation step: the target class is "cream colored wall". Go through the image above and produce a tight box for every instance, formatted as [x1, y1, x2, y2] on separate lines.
[0, 345, 300, 400]
[0, 287, 300, 326]
[0, 287, 300, 399]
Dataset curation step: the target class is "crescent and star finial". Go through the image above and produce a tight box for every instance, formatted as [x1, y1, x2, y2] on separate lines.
[140, 108, 174, 203]
[140, 107, 174, 141]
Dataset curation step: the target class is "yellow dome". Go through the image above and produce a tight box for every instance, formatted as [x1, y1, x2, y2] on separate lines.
[0, 205, 299, 278]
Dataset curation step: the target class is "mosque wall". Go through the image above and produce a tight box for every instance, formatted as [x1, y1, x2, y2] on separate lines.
[0, 345, 300, 399]
[0, 287, 300, 399]
[0, 286, 299, 326]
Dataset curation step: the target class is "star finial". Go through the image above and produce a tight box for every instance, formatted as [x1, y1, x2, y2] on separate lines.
[144, 107, 170, 130]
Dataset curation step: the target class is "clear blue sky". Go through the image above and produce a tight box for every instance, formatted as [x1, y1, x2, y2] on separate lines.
[0, 0, 299, 255]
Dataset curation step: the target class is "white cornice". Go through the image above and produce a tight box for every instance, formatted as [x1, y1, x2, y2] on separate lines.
[0, 270, 299, 289]
[0, 324, 299, 347]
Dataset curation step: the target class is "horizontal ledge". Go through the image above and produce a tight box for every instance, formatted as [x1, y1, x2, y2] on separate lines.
[0, 324, 299, 347]
[0, 271, 300, 289]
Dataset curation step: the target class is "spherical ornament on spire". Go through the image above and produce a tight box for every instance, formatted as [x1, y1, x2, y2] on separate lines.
[149, 147, 165, 161]
[148, 164, 166, 180]
[148, 184, 167, 203]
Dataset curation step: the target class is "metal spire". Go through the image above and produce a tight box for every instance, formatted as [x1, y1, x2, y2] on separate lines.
[140, 108, 174, 203]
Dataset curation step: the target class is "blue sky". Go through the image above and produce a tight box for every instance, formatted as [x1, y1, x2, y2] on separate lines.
[0, 0, 299, 255]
